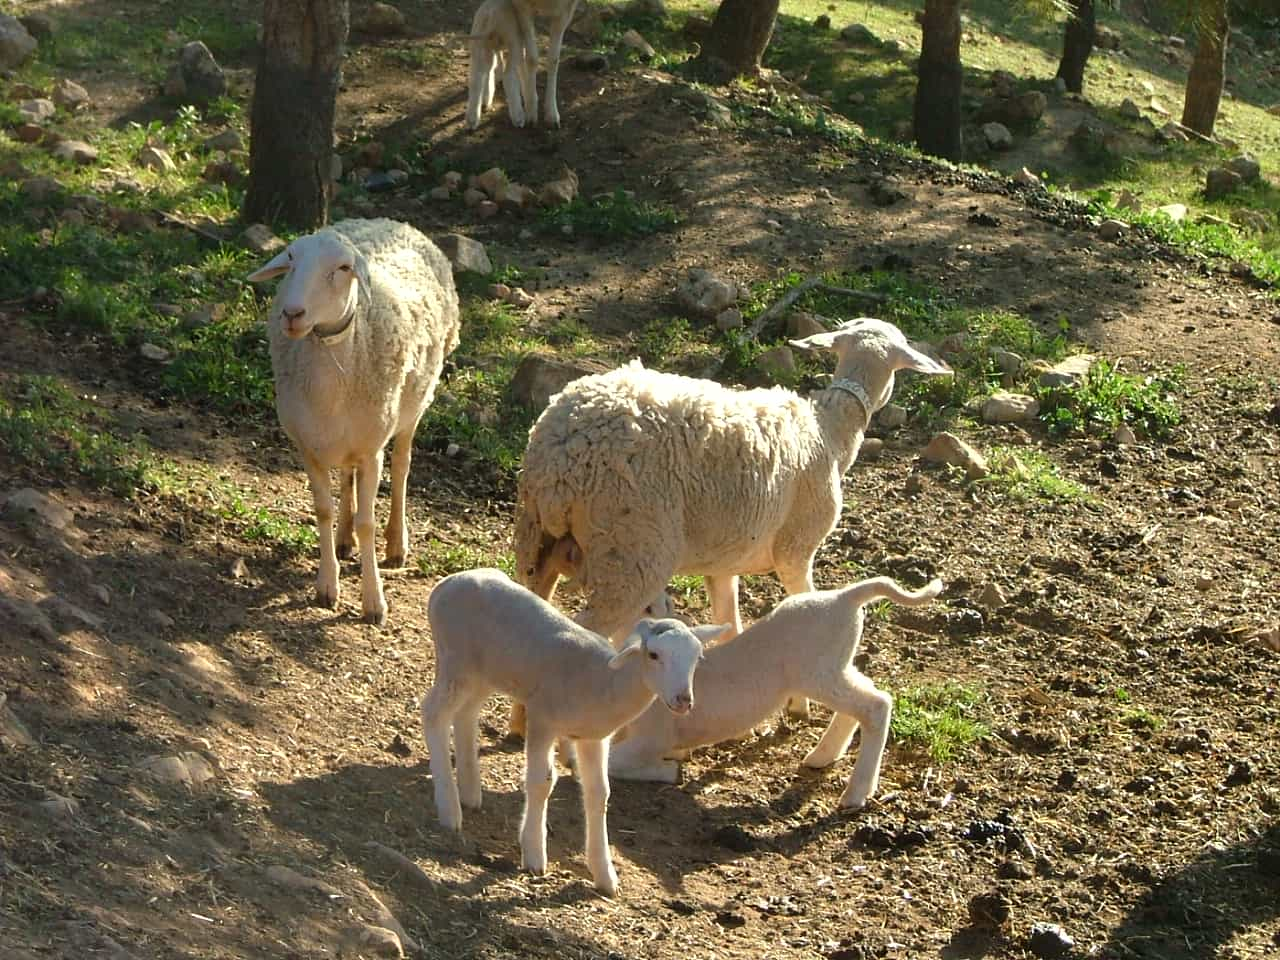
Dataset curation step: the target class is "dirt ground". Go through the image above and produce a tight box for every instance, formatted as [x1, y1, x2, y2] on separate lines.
[3, 3, 1280, 959]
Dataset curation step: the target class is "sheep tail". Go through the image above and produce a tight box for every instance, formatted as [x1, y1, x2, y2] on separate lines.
[841, 576, 944, 611]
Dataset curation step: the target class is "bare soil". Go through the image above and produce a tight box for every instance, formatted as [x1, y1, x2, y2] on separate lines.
[2, 3, 1280, 959]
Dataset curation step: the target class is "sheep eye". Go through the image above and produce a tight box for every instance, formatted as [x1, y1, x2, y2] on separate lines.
[337, 264, 352, 273]
[286, 251, 293, 261]
[647, 651, 659, 661]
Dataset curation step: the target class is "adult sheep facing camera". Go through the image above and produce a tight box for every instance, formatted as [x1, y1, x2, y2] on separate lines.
[247, 218, 461, 625]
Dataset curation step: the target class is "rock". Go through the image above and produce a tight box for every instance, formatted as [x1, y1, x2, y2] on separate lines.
[676, 269, 739, 318]
[473, 166, 508, 199]
[264, 864, 343, 896]
[36, 794, 81, 821]
[814, 14, 831, 29]
[445, 442, 461, 458]
[627, 0, 666, 15]
[342, 924, 404, 958]
[14, 123, 45, 143]
[1013, 167, 1041, 188]
[357, 2, 407, 35]
[443, 170, 463, 190]
[364, 171, 399, 193]
[51, 79, 90, 111]
[982, 122, 1013, 150]
[90, 584, 111, 605]
[0, 695, 36, 749]
[537, 165, 579, 207]
[229, 557, 250, 580]
[1028, 922, 1075, 958]
[0, 13, 38, 69]
[138, 752, 216, 787]
[982, 392, 1039, 425]
[876, 403, 908, 430]
[991, 348, 1023, 376]
[1, 596, 58, 643]
[428, 185, 452, 201]
[978, 90, 1047, 127]
[1226, 154, 1261, 183]
[757, 345, 796, 380]
[570, 51, 609, 71]
[487, 283, 511, 301]
[1113, 424, 1136, 446]
[506, 286, 534, 308]
[1205, 167, 1242, 200]
[1158, 121, 1189, 142]
[202, 128, 243, 153]
[18, 99, 56, 124]
[20, 176, 62, 201]
[1097, 218, 1127, 241]
[149, 609, 176, 629]
[715, 308, 743, 331]
[969, 891, 1011, 929]
[138, 145, 177, 173]
[922, 432, 990, 480]
[1155, 203, 1187, 223]
[6, 488, 74, 530]
[500, 182, 536, 210]
[17, 13, 54, 41]
[620, 28, 655, 60]
[462, 187, 486, 207]
[50, 139, 98, 165]
[1038, 355, 1094, 389]
[1231, 208, 1270, 233]
[1094, 24, 1122, 49]
[242, 223, 284, 256]
[859, 437, 884, 461]
[979, 582, 1007, 608]
[140, 342, 171, 363]
[202, 160, 241, 186]
[867, 178, 909, 206]
[786, 311, 827, 338]
[840, 23, 880, 46]
[170, 40, 226, 104]
[1119, 98, 1141, 119]
[510, 354, 610, 411]
[434, 233, 492, 274]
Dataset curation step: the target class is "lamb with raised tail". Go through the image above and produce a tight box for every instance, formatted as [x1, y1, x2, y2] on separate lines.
[609, 576, 944, 810]
[512, 317, 951, 725]
[246, 218, 460, 625]
[421, 568, 726, 896]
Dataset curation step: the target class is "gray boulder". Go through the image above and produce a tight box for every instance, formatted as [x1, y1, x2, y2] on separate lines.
[0, 14, 37, 70]
[165, 41, 227, 105]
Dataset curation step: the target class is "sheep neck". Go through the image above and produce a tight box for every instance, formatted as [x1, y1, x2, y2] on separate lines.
[595, 660, 663, 732]
[310, 303, 357, 346]
[812, 381, 872, 473]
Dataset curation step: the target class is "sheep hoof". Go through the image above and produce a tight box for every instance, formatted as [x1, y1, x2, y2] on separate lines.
[316, 587, 339, 609]
[593, 870, 619, 897]
[336, 543, 355, 561]
[785, 698, 811, 720]
[362, 606, 388, 627]
[383, 551, 406, 569]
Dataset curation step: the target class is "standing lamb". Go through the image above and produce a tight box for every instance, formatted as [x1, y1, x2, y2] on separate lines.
[465, 0, 537, 130]
[246, 218, 460, 625]
[422, 567, 725, 895]
[511, 317, 951, 728]
[608, 575, 944, 810]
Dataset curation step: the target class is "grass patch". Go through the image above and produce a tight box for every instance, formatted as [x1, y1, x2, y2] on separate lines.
[416, 539, 513, 578]
[539, 190, 680, 240]
[218, 495, 317, 555]
[1039, 359, 1184, 437]
[891, 682, 990, 762]
[1119, 707, 1163, 732]
[977, 446, 1089, 502]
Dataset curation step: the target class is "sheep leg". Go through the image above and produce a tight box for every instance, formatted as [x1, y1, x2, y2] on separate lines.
[519, 723, 558, 876]
[517, 8, 540, 126]
[355, 452, 388, 625]
[501, 42, 527, 128]
[778, 564, 817, 718]
[302, 455, 340, 609]
[466, 42, 491, 129]
[810, 669, 893, 810]
[541, 0, 576, 128]
[483, 50, 499, 112]
[574, 738, 618, 896]
[801, 712, 860, 770]
[455, 696, 486, 810]
[507, 701, 527, 738]
[421, 684, 463, 831]
[336, 467, 355, 560]
[608, 734, 680, 784]
[704, 574, 744, 637]
[383, 430, 412, 568]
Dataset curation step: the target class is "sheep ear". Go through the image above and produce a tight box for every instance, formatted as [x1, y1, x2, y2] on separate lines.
[691, 623, 731, 644]
[351, 253, 372, 294]
[246, 250, 291, 283]
[607, 638, 644, 670]
[895, 341, 952, 376]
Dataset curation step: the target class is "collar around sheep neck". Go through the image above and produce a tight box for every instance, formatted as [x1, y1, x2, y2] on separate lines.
[310, 304, 357, 346]
[826, 377, 872, 419]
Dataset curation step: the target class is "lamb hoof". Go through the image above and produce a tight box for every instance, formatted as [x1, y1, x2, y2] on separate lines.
[316, 587, 339, 609]
[840, 793, 872, 812]
[362, 606, 388, 627]
[593, 870, 619, 898]
[336, 543, 355, 561]
[383, 552, 406, 569]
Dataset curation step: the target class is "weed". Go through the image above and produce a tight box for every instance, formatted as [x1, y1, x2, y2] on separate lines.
[1039, 359, 1183, 437]
[416, 539, 512, 578]
[637, 316, 693, 364]
[1119, 707, 1163, 731]
[220, 497, 317, 555]
[866, 599, 894, 622]
[891, 682, 990, 762]
[538, 190, 679, 240]
[978, 446, 1089, 502]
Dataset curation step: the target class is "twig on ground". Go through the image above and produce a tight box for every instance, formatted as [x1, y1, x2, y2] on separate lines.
[748, 277, 887, 339]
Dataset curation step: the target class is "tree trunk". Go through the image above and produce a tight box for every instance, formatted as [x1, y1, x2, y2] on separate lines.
[1055, 0, 1095, 94]
[913, 0, 963, 162]
[244, 0, 348, 230]
[1181, 0, 1229, 136]
[695, 0, 780, 81]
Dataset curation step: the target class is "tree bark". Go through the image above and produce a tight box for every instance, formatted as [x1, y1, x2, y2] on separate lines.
[1055, 0, 1095, 94]
[913, 0, 963, 162]
[243, 0, 348, 230]
[1181, 0, 1229, 136]
[695, 0, 781, 81]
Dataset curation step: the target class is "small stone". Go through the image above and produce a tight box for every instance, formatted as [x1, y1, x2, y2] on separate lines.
[1224, 760, 1253, 787]
[140, 342, 171, 362]
[1028, 922, 1074, 958]
[202, 160, 241, 186]
[487, 283, 512, 300]
[5, 488, 74, 530]
[757, 345, 796, 380]
[876, 403, 908, 430]
[904, 473, 928, 496]
[506, 286, 534, 308]
[1113, 424, 1137, 446]
[429, 186, 452, 201]
[1013, 167, 1041, 188]
[982, 392, 1040, 425]
[991, 348, 1023, 376]
[979, 582, 1006, 608]
[922, 432, 990, 480]
[715, 308, 743, 331]
[20, 176, 62, 201]
[840, 23, 879, 46]
[242, 223, 284, 255]
[1205, 167, 1242, 200]
[462, 187, 486, 207]
[52, 78, 90, 111]
[443, 171, 463, 190]
[676, 269, 739, 318]
[859, 437, 884, 462]
[139, 752, 215, 786]
[786, 311, 827, 338]
[149, 609, 176, 629]
[1155, 203, 1187, 223]
[90, 584, 111, 605]
[0, 14, 38, 70]
[364, 171, 398, 193]
[476, 199, 500, 218]
[619, 28, 655, 60]
[445, 442, 461, 458]
[138, 145, 177, 173]
[1195, 574, 1213, 592]
[434, 233, 492, 274]
[51, 138, 98, 165]
[14, 123, 45, 143]
[1098, 218, 1127, 241]
[1124, 775, 1156, 793]
[969, 891, 1011, 929]
[357, 2, 407, 35]
[1038, 355, 1094, 389]
[229, 557, 250, 580]
[1227, 154, 1261, 183]
[1119, 98, 1142, 119]
[982, 122, 1012, 150]
[342, 925, 404, 959]
[201, 128, 243, 153]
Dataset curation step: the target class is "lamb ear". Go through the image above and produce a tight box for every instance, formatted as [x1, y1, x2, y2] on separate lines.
[246, 250, 291, 283]
[607, 638, 644, 670]
[788, 330, 842, 352]
[895, 341, 953, 376]
[691, 623, 732, 644]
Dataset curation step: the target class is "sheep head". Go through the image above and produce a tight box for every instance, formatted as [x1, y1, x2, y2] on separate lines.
[246, 229, 370, 340]
[608, 620, 728, 715]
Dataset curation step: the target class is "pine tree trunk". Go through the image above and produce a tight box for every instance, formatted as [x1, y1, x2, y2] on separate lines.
[1181, 0, 1229, 137]
[695, 0, 780, 81]
[913, 0, 963, 162]
[243, 0, 348, 230]
[1055, 0, 1095, 94]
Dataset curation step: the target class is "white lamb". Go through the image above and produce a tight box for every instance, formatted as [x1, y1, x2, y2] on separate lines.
[465, 0, 537, 130]
[421, 567, 725, 895]
[246, 218, 460, 625]
[511, 317, 952, 726]
[608, 576, 944, 810]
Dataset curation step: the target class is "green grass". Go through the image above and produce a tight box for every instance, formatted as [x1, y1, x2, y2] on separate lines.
[538, 190, 680, 240]
[1119, 707, 1164, 732]
[891, 682, 991, 762]
[977, 446, 1089, 502]
[416, 539, 514, 578]
[1039, 358, 1184, 437]
[218, 495, 317, 555]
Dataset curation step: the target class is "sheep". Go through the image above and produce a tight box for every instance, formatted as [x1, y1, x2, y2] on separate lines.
[465, 0, 537, 130]
[469, 0, 580, 129]
[421, 567, 726, 895]
[246, 218, 460, 626]
[608, 575, 944, 810]
[511, 317, 952, 725]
